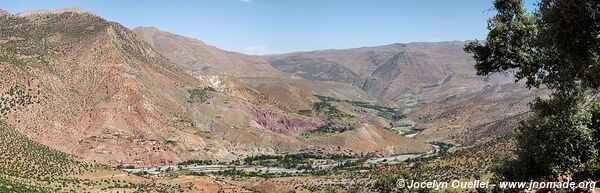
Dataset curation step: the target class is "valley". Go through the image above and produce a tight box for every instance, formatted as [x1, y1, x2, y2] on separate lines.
[0, 7, 545, 192]
[125, 137, 445, 176]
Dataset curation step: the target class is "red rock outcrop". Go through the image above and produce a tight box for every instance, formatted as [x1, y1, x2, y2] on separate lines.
[245, 103, 325, 136]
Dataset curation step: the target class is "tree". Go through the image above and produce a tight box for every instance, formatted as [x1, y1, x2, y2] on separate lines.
[589, 102, 600, 149]
[496, 92, 597, 181]
[466, 0, 600, 181]
[465, 0, 600, 92]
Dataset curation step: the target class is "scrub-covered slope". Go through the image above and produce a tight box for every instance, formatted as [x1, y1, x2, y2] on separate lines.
[0, 9, 428, 169]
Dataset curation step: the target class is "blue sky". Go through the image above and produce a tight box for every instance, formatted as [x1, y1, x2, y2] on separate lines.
[1, 0, 537, 55]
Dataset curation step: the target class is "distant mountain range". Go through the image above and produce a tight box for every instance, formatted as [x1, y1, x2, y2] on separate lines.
[266, 41, 516, 101]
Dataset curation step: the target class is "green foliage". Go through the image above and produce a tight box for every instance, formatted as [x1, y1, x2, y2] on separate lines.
[244, 153, 320, 169]
[0, 121, 103, 191]
[0, 122, 95, 178]
[176, 159, 214, 166]
[298, 109, 312, 116]
[302, 123, 352, 136]
[164, 139, 176, 145]
[373, 163, 432, 193]
[465, 0, 600, 92]
[332, 158, 367, 170]
[314, 95, 404, 121]
[0, 13, 187, 193]
[116, 165, 135, 169]
[372, 173, 400, 193]
[215, 168, 273, 178]
[188, 87, 215, 103]
[314, 101, 352, 121]
[494, 93, 598, 181]
[0, 177, 48, 192]
[376, 111, 405, 121]
[467, 0, 600, 182]
[589, 102, 600, 149]
[243, 152, 354, 169]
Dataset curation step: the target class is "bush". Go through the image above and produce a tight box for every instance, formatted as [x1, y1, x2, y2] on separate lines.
[116, 165, 135, 169]
[188, 87, 214, 103]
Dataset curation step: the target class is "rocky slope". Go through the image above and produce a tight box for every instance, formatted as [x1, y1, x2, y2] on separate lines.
[130, 24, 546, 160]
[266, 42, 514, 101]
[0, 120, 248, 192]
[0, 9, 429, 169]
[133, 27, 377, 103]
[15, 7, 90, 17]
[133, 27, 283, 78]
[0, 7, 555, 192]
[265, 41, 546, 147]
[0, 9, 214, 166]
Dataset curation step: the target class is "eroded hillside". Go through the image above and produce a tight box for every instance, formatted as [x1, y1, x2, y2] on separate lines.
[133, 27, 283, 78]
[266, 42, 489, 100]
[0, 10, 429, 170]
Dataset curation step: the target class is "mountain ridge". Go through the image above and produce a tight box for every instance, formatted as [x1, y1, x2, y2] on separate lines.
[1, 11, 430, 168]
[266, 41, 484, 100]
[133, 26, 284, 78]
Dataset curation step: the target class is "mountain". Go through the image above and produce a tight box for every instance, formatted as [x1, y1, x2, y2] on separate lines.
[266, 42, 514, 101]
[133, 27, 283, 78]
[132, 27, 378, 104]
[130, 25, 543, 158]
[0, 9, 212, 166]
[266, 41, 548, 149]
[15, 7, 90, 17]
[0, 9, 11, 17]
[0, 7, 550, 192]
[0, 9, 430, 170]
[132, 26, 437, 150]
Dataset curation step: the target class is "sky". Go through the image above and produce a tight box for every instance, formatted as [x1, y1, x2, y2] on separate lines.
[1, 0, 537, 55]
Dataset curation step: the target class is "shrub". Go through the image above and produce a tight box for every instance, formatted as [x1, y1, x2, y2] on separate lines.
[188, 87, 214, 103]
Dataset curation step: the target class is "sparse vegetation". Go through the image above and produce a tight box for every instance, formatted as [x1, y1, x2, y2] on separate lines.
[244, 152, 354, 169]
[188, 87, 215, 103]
[0, 86, 36, 118]
[0, 121, 100, 191]
[313, 100, 353, 121]
[0, 13, 192, 192]
[164, 139, 177, 145]
[314, 95, 405, 121]
[116, 165, 135, 169]
[399, 129, 419, 137]
[302, 123, 352, 137]
[298, 109, 312, 116]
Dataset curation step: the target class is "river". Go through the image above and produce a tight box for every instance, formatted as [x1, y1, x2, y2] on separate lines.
[124, 143, 442, 175]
